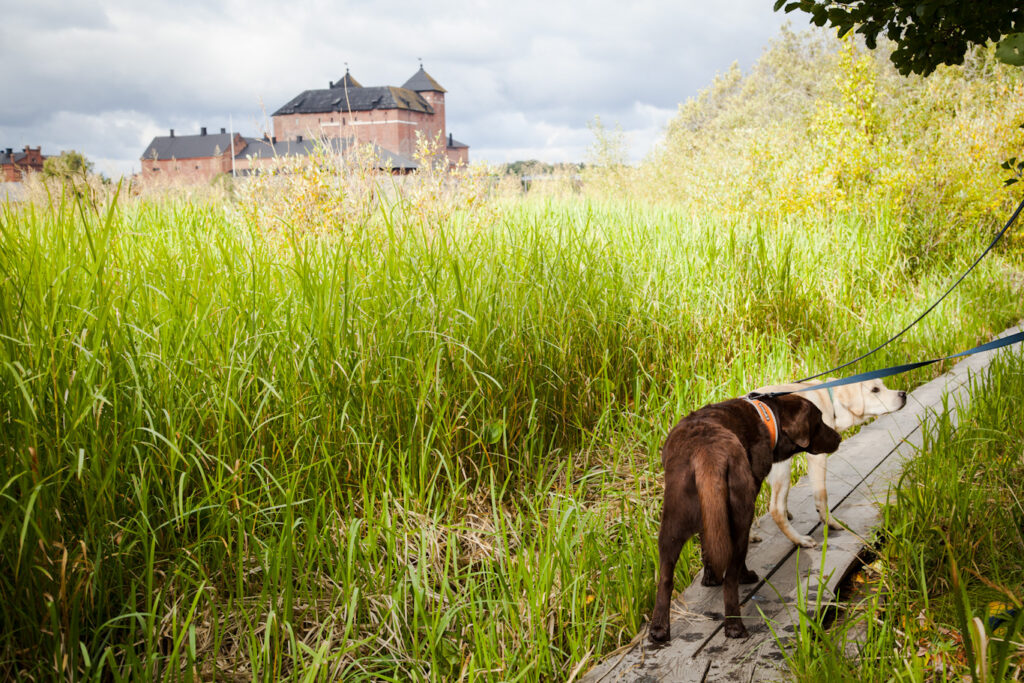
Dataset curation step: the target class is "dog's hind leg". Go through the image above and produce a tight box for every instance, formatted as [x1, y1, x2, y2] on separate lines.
[649, 475, 699, 643]
[724, 462, 757, 638]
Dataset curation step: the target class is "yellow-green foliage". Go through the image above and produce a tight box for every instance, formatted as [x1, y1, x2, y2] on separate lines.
[236, 134, 497, 238]
[237, 140, 383, 235]
[629, 26, 1024, 230]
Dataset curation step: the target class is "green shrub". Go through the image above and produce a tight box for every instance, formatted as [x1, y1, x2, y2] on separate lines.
[619, 27, 1024, 240]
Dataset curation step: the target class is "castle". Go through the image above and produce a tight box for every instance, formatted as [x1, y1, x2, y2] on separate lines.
[1, 146, 46, 182]
[140, 66, 468, 183]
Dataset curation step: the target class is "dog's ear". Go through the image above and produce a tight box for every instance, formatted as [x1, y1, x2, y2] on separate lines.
[835, 384, 865, 418]
[811, 419, 842, 454]
[776, 395, 816, 449]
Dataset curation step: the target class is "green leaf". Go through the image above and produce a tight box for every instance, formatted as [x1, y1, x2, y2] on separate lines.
[995, 33, 1024, 67]
[486, 421, 504, 444]
[1004, 178, 1019, 186]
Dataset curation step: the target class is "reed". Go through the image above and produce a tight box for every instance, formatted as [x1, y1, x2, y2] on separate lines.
[0, 184, 1021, 680]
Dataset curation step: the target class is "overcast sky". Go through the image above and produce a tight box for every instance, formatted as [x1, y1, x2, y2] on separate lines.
[0, 0, 794, 178]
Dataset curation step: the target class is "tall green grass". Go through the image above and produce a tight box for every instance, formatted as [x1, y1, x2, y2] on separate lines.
[0, 191, 1021, 680]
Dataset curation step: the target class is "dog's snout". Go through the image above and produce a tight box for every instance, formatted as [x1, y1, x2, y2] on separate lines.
[821, 425, 842, 453]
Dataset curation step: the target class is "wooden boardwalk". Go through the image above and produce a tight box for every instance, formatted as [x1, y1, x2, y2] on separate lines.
[582, 324, 1022, 683]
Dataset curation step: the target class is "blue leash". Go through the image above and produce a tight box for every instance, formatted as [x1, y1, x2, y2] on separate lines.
[754, 328, 1024, 398]
[797, 196, 1024, 383]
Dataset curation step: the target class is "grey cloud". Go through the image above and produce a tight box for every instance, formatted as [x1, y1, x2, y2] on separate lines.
[0, 0, 792, 175]
[1, 0, 111, 31]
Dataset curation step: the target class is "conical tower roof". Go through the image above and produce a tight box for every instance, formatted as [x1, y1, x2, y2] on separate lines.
[330, 71, 362, 89]
[401, 66, 446, 93]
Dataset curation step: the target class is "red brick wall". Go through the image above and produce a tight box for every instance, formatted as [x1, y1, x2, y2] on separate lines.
[140, 136, 247, 183]
[140, 156, 224, 183]
[419, 92, 445, 147]
[446, 146, 469, 167]
[273, 100, 446, 157]
[21, 147, 44, 170]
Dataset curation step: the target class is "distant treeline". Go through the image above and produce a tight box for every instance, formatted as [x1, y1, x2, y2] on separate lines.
[502, 160, 585, 176]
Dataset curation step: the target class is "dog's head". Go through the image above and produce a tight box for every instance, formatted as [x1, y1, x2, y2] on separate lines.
[831, 378, 907, 424]
[770, 394, 842, 457]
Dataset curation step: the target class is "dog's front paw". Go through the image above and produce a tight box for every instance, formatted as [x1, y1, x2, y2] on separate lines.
[795, 535, 817, 548]
[749, 530, 763, 543]
[649, 623, 670, 643]
[724, 619, 749, 639]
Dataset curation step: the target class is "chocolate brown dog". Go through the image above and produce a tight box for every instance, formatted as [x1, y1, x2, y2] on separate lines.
[649, 394, 841, 641]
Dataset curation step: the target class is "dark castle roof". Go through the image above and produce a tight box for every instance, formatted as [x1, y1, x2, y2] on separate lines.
[401, 66, 446, 93]
[1, 148, 39, 165]
[330, 72, 362, 89]
[272, 85, 433, 116]
[141, 132, 240, 160]
[140, 130, 418, 170]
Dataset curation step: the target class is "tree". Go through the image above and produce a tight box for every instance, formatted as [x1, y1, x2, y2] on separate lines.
[42, 150, 94, 181]
[774, 0, 1023, 75]
[585, 116, 628, 169]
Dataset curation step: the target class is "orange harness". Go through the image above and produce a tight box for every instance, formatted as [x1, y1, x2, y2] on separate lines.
[743, 397, 778, 449]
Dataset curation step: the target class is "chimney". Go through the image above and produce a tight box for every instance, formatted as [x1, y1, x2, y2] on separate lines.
[329, 81, 334, 88]
[297, 135, 303, 142]
[201, 127, 207, 136]
[220, 127, 226, 134]
[448, 133, 453, 147]
[271, 136, 276, 143]
[170, 129, 175, 137]
[5, 148, 11, 155]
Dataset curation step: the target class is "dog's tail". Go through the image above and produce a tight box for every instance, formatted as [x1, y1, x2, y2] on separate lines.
[695, 452, 732, 582]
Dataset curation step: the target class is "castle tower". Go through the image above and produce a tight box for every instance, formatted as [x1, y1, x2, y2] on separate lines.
[401, 65, 446, 149]
[329, 70, 362, 90]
